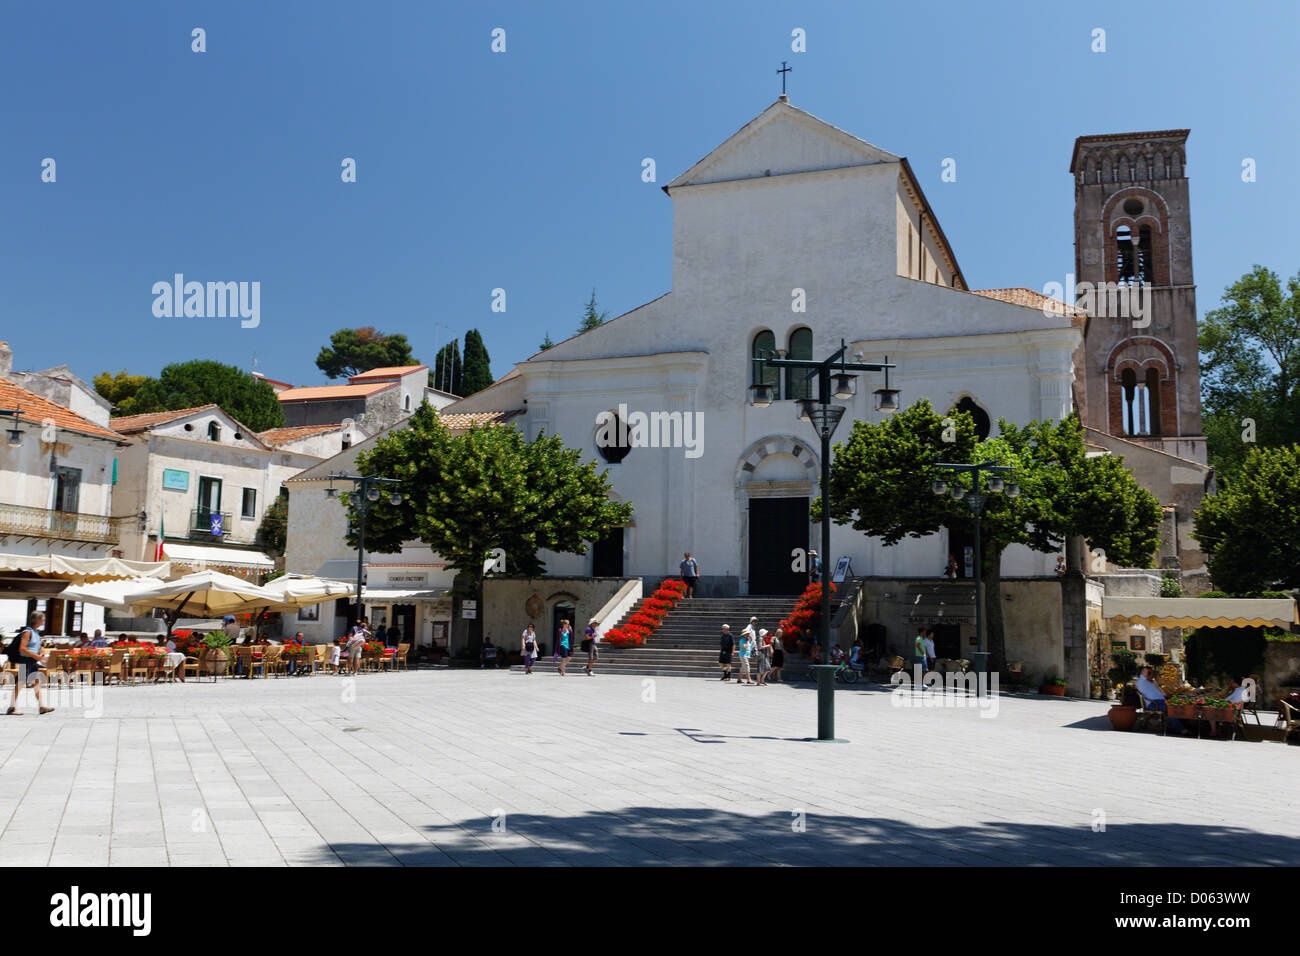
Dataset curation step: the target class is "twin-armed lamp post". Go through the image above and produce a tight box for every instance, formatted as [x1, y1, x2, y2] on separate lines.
[929, 462, 1019, 689]
[748, 339, 898, 741]
[324, 472, 403, 627]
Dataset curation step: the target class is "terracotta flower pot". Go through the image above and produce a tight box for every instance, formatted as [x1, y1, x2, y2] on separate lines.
[1166, 703, 1198, 720]
[1039, 683, 1067, 696]
[1108, 704, 1137, 731]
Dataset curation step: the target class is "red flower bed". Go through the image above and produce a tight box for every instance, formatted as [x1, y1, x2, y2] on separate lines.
[604, 580, 687, 647]
[779, 581, 836, 643]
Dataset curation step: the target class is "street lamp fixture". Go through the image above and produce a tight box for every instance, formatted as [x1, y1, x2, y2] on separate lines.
[747, 383, 775, 408]
[872, 357, 900, 412]
[325, 471, 404, 626]
[747, 338, 899, 741]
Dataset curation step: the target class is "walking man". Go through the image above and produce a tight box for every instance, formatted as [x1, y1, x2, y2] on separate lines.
[679, 552, 700, 599]
[924, 629, 937, 671]
[584, 618, 600, 676]
[5, 611, 54, 715]
[809, 549, 822, 584]
[913, 627, 928, 686]
[718, 624, 734, 681]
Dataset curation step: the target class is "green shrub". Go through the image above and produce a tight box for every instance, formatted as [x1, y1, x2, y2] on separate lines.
[1107, 648, 1139, 687]
[1184, 626, 1265, 684]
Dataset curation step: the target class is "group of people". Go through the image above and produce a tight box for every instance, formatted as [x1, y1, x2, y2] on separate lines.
[1134, 665, 1253, 737]
[517, 618, 602, 676]
[718, 617, 787, 685]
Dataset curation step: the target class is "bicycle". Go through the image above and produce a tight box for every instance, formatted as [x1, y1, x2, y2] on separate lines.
[798, 662, 859, 684]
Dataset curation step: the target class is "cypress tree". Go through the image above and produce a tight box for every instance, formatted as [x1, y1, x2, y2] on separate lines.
[431, 340, 462, 395]
[461, 329, 493, 396]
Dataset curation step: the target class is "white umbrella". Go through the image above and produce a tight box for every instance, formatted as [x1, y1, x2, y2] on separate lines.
[257, 574, 356, 611]
[60, 577, 169, 615]
[120, 569, 278, 634]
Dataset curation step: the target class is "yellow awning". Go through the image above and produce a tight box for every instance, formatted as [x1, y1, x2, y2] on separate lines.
[1102, 596, 1298, 629]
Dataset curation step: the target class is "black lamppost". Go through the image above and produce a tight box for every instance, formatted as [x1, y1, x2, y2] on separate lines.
[930, 462, 1019, 691]
[325, 472, 403, 626]
[749, 339, 898, 741]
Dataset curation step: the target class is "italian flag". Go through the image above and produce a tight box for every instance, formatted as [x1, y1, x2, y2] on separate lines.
[155, 515, 167, 561]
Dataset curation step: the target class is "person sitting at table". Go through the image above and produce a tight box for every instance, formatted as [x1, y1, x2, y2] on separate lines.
[74, 633, 91, 648]
[1135, 665, 1186, 735]
[90, 630, 109, 648]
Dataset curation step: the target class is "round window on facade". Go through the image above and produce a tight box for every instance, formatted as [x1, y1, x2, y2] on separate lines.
[1122, 198, 1144, 217]
[595, 411, 632, 464]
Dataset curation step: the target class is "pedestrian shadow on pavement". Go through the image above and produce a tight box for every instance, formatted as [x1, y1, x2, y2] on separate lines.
[299, 808, 1300, 867]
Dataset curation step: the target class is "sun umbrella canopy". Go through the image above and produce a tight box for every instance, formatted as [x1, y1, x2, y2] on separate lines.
[257, 574, 356, 611]
[120, 569, 278, 618]
[0, 552, 170, 584]
[1102, 596, 1298, 630]
[60, 577, 169, 614]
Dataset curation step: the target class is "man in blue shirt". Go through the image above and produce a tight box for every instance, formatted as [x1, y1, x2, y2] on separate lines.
[1135, 666, 1184, 735]
[679, 552, 699, 598]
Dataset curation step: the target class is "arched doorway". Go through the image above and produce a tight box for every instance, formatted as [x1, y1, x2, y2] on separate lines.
[552, 600, 576, 654]
[735, 436, 819, 595]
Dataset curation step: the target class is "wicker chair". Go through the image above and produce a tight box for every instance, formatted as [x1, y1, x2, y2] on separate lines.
[263, 646, 286, 677]
[394, 643, 410, 671]
[105, 650, 127, 686]
[244, 648, 267, 679]
[183, 650, 204, 681]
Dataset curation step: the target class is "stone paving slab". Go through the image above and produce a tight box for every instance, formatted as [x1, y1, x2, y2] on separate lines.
[0, 671, 1297, 866]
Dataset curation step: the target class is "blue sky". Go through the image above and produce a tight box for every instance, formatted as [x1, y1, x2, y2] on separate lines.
[2, 0, 1297, 390]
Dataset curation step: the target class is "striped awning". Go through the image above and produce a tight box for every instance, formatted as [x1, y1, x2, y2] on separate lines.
[1103, 596, 1298, 630]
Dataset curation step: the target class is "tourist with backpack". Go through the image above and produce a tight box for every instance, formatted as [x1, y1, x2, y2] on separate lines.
[5, 611, 54, 715]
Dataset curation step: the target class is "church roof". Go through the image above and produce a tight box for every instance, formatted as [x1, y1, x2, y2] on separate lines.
[972, 288, 1086, 318]
[665, 97, 900, 192]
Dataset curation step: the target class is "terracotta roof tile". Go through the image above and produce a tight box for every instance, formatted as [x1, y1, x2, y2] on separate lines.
[348, 365, 428, 382]
[439, 409, 525, 431]
[1, 379, 125, 442]
[109, 404, 219, 433]
[258, 423, 346, 446]
[971, 287, 1086, 316]
[277, 382, 395, 401]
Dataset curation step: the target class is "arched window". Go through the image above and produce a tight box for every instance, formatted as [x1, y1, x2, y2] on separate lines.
[1145, 367, 1162, 436]
[1120, 368, 1154, 436]
[952, 396, 991, 441]
[751, 330, 779, 399]
[404, 394, 412, 412]
[786, 327, 813, 401]
[1116, 225, 1135, 283]
[207, 421, 221, 441]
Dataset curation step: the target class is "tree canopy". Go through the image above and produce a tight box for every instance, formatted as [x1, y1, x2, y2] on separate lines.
[460, 329, 493, 396]
[1199, 265, 1300, 482]
[819, 400, 1161, 669]
[350, 404, 632, 644]
[315, 327, 416, 380]
[93, 370, 155, 417]
[98, 360, 284, 431]
[1194, 444, 1300, 594]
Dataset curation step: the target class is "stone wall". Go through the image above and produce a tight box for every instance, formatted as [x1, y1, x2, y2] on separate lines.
[1262, 641, 1300, 706]
[476, 576, 639, 656]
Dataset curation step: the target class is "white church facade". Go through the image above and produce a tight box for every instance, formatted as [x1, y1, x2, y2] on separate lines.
[444, 97, 1084, 598]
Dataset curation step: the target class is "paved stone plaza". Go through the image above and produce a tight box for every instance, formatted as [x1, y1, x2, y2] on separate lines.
[1, 671, 1296, 866]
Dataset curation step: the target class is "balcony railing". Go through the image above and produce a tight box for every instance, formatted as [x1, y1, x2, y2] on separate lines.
[190, 509, 234, 538]
[0, 501, 124, 545]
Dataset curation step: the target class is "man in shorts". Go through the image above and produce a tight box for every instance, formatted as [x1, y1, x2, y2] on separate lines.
[5, 611, 54, 715]
[680, 552, 699, 599]
[718, 624, 734, 681]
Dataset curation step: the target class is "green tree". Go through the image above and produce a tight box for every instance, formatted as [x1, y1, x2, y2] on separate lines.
[538, 332, 555, 352]
[431, 340, 462, 395]
[818, 400, 1161, 670]
[460, 329, 493, 396]
[256, 494, 288, 556]
[93, 370, 159, 416]
[1199, 265, 1300, 482]
[578, 289, 608, 332]
[315, 327, 416, 380]
[129, 360, 284, 431]
[1194, 444, 1300, 594]
[350, 404, 632, 648]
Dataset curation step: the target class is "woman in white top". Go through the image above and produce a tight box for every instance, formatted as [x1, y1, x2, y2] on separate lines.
[521, 624, 538, 675]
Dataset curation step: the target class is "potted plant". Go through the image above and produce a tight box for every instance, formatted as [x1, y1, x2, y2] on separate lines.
[1166, 692, 1200, 721]
[1108, 684, 1138, 730]
[1039, 671, 1068, 696]
[203, 632, 233, 676]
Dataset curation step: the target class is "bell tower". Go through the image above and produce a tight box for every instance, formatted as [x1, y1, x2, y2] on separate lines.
[1070, 130, 1206, 465]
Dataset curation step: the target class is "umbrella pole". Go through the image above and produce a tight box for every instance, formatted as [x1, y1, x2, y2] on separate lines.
[165, 592, 196, 638]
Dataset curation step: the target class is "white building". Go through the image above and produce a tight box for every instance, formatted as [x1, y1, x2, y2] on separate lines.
[442, 97, 1083, 597]
[0, 343, 131, 635]
[109, 405, 337, 577]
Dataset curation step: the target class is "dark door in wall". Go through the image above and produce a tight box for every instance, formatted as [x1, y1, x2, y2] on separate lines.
[931, 623, 962, 660]
[592, 527, 624, 577]
[392, 604, 417, 647]
[748, 497, 809, 595]
[552, 601, 576, 656]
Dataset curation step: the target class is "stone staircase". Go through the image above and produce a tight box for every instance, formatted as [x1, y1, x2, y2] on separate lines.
[511, 596, 802, 678]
